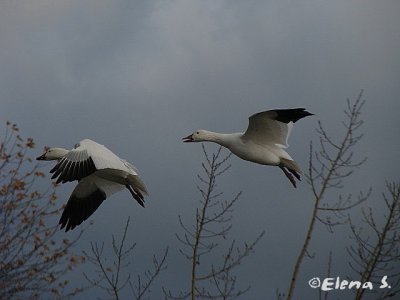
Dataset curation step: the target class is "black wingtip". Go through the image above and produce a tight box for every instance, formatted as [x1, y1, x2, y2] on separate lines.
[274, 108, 314, 123]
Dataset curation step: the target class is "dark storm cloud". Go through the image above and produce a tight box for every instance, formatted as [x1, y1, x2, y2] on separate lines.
[1, 1, 399, 298]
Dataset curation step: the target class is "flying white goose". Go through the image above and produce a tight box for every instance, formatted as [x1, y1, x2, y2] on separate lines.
[183, 108, 313, 187]
[37, 139, 148, 232]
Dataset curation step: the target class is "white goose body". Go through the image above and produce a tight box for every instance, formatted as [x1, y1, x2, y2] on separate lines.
[201, 131, 293, 165]
[183, 108, 313, 187]
[37, 139, 148, 232]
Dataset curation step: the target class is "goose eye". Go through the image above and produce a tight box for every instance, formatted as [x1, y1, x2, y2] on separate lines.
[196, 131, 199, 134]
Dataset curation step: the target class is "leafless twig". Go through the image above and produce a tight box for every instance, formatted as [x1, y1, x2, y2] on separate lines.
[348, 181, 400, 300]
[83, 217, 168, 299]
[287, 92, 368, 299]
[165, 145, 264, 300]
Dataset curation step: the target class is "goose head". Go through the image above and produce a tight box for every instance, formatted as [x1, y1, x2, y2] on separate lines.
[36, 147, 69, 161]
[183, 130, 214, 143]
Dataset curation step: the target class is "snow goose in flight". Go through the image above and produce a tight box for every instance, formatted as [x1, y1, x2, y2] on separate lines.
[183, 108, 313, 187]
[37, 139, 148, 231]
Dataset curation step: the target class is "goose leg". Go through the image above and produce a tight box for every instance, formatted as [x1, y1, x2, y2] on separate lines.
[125, 184, 145, 207]
[288, 168, 301, 181]
[279, 165, 297, 188]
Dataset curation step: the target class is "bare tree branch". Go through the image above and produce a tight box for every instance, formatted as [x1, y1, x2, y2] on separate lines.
[287, 92, 368, 300]
[83, 217, 168, 299]
[165, 145, 264, 300]
[0, 121, 85, 299]
[348, 181, 400, 300]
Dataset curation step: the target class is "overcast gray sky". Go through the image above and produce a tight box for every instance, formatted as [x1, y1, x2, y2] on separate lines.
[1, 0, 399, 299]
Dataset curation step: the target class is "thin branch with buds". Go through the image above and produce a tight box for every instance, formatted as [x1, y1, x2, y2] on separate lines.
[0, 121, 85, 299]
